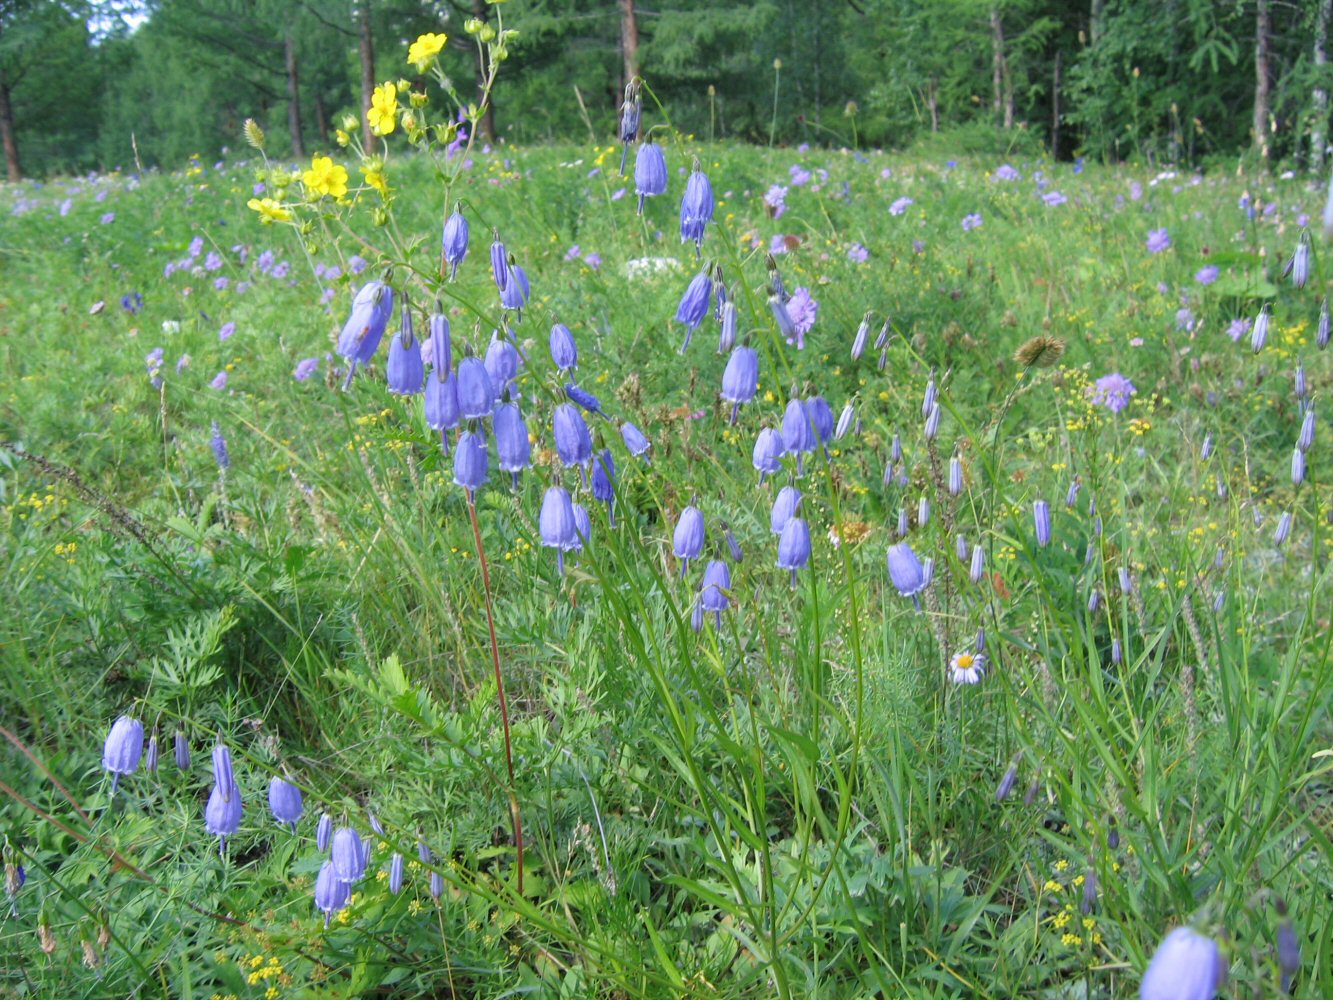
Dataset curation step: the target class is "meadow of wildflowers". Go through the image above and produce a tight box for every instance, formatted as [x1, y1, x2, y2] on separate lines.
[1, 23, 1332, 1000]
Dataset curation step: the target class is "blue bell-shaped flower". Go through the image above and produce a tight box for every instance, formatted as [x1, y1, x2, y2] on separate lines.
[442, 204, 468, 280]
[635, 141, 667, 214]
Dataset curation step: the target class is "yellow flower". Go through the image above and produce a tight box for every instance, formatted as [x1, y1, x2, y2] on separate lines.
[247, 197, 291, 223]
[301, 155, 348, 199]
[408, 32, 447, 70]
[368, 82, 398, 136]
[361, 164, 389, 197]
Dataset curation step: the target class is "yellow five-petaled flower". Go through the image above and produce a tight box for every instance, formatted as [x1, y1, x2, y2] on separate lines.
[407, 32, 447, 72]
[301, 155, 348, 199]
[247, 197, 291, 224]
[367, 82, 399, 136]
[361, 164, 389, 197]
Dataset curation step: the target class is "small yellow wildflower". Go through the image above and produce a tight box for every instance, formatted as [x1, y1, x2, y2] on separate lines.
[361, 164, 389, 197]
[368, 82, 399, 136]
[408, 32, 448, 72]
[247, 197, 291, 224]
[302, 155, 348, 199]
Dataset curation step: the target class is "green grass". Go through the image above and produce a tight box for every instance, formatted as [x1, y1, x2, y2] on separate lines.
[0, 129, 1330, 998]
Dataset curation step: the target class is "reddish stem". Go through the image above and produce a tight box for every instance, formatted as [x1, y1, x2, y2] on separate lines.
[467, 496, 523, 894]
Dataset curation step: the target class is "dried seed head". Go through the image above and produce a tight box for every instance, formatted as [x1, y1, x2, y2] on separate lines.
[1013, 334, 1066, 369]
[243, 118, 266, 150]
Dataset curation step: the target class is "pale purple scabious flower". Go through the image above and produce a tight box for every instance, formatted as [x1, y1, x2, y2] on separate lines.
[847, 243, 869, 263]
[1145, 228, 1170, 253]
[565, 244, 581, 261]
[786, 287, 818, 348]
[764, 184, 788, 219]
[769, 233, 789, 256]
[210, 421, 230, 469]
[293, 357, 319, 381]
[100, 212, 115, 225]
[961, 213, 983, 231]
[1042, 191, 1067, 206]
[993, 164, 1020, 181]
[584, 253, 601, 270]
[1090, 373, 1136, 413]
[789, 164, 811, 187]
[210, 371, 228, 390]
[189, 237, 204, 258]
[1175, 307, 1195, 331]
[214, 277, 230, 291]
[889, 196, 913, 216]
[1226, 317, 1250, 341]
[1130, 180, 1143, 200]
[205, 252, 223, 271]
[219, 321, 236, 341]
[59, 198, 72, 216]
[348, 255, 368, 275]
[1195, 265, 1219, 285]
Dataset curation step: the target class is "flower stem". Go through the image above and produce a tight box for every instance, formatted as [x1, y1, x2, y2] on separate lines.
[467, 496, 523, 894]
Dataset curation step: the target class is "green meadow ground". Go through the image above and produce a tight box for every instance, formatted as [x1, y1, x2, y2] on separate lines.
[1, 137, 1331, 998]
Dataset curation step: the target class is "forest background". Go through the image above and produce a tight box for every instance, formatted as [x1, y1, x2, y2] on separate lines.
[2, 0, 1332, 182]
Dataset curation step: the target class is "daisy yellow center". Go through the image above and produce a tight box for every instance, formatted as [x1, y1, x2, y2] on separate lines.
[956, 654, 974, 668]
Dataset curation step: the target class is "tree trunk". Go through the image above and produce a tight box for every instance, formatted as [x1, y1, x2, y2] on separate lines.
[358, 1, 376, 154]
[1090, 0, 1105, 45]
[990, 8, 1013, 128]
[927, 78, 938, 133]
[1315, 0, 1331, 173]
[313, 92, 328, 144]
[1254, 0, 1270, 162]
[619, 0, 639, 85]
[1051, 51, 1061, 160]
[285, 34, 305, 159]
[0, 77, 20, 182]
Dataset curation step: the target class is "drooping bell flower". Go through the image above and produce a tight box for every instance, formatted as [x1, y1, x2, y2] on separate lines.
[635, 141, 667, 213]
[386, 302, 424, 395]
[572, 503, 592, 553]
[456, 356, 495, 420]
[1251, 305, 1270, 354]
[1282, 231, 1311, 288]
[484, 332, 520, 396]
[500, 259, 530, 320]
[174, 729, 190, 771]
[145, 731, 159, 772]
[835, 403, 855, 441]
[766, 254, 787, 303]
[490, 231, 508, 292]
[426, 311, 452, 373]
[717, 300, 738, 354]
[212, 744, 237, 804]
[875, 318, 892, 350]
[317, 812, 333, 852]
[781, 399, 817, 476]
[723, 522, 743, 562]
[539, 486, 578, 574]
[699, 560, 731, 627]
[679, 162, 714, 255]
[424, 370, 461, 452]
[720, 346, 758, 424]
[549, 322, 578, 371]
[618, 79, 642, 174]
[1319, 298, 1330, 350]
[852, 312, 871, 360]
[805, 396, 834, 450]
[886, 542, 927, 608]
[675, 269, 713, 352]
[388, 852, 405, 894]
[896, 508, 909, 537]
[924, 402, 941, 441]
[553, 403, 593, 479]
[205, 782, 243, 856]
[441, 203, 468, 280]
[752, 428, 785, 483]
[673, 505, 705, 576]
[1033, 500, 1052, 547]
[102, 715, 144, 791]
[620, 421, 651, 458]
[493, 403, 531, 488]
[1139, 926, 1226, 1000]
[922, 377, 937, 418]
[453, 430, 489, 499]
[917, 496, 931, 528]
[268, 776, 304, 831]
[314, 860, 350, 927]
[331, 827, 367, 883]
[565, 382, 606, 418]
[970, 545, 985, 584]
[1298, 409, 1315, 452]
[592, 449, 616, 525]
[337, 280, 394, 386]
[769, 294, 797, 346]
[771, 486, 801, 535]
[777, 517, 811, 588]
